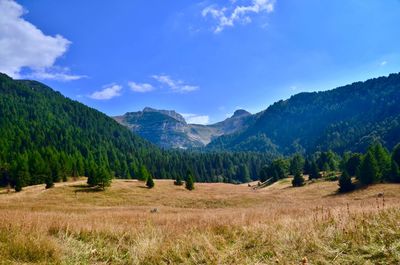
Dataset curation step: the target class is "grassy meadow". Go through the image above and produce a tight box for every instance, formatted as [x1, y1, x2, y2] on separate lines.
[0, 178, 399, 264]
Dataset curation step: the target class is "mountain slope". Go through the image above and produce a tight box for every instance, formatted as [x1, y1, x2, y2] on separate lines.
[0, 73, 272, 186]
[114, 108, 254, 149]
[208, 73, 400, 154]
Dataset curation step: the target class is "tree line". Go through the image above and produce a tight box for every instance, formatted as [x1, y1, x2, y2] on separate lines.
[259, 142, 400, 191]
[0, 74, 272, 191]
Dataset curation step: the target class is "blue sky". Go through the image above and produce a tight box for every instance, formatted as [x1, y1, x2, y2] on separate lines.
[1, 0, 400, 124]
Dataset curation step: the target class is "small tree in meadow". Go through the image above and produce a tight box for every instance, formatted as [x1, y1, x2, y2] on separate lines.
[292, 171, 305, 187]
[174, 175, 183, 186]
[45, 175, 54, 189]
[185, 173, 195, 191]
[146, 174, 155, 189]
[338, 170, 354, 192]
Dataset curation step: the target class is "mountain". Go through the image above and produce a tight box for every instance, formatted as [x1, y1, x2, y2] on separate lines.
[114, 108, 254, 149]
[0, 73, 271, 186]
[207, 73, 400, 155]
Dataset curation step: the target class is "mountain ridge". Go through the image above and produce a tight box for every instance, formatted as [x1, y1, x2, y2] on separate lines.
[207, 72, 400, 154]
[114, 107, 254, 149]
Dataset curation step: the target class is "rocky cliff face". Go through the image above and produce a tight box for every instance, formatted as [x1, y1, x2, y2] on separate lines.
[114, 108, 254, 149]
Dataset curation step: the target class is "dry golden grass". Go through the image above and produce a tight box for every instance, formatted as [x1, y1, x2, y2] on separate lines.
[0, 178, 399, 264]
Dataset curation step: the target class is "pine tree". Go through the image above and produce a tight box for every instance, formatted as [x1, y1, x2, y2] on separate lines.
[338, 170, 354, 192]
[292, 170, 305, 187]
[259, 165, 269, 183]
[174, 175, 183, 186]
[289, 154, 304, 175]
[358, 151, 379, 185]
[45, 175, 54, 189]
[303, 159, 311, 175]
[185, 173, 195, 191]
[390, 160, 400, 183]
[146, 174, 155, 188]
[137, 165, 149, 181]
[371, 143, 391, 181]
[392, 143, 400, 166]
[345, 153, 362, 176]
[309, 161, 320, 180]
[97, 166, 112, 190]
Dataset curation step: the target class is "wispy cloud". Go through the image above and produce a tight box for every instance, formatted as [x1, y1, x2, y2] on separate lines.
[202, 0, 275, 33]
[0, 0, 82, 80]
[380, 61, 387, 66]
[128, 81, 154, 93]
[182, 113, 210, 125]
[89, 84, 122, 100]
[24, 67, 87, 81]
[152, 74, 198, 93]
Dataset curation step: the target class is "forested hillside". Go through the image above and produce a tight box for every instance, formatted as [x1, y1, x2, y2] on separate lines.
[0, 73, 271, 189]
[208, 73, 400, 154]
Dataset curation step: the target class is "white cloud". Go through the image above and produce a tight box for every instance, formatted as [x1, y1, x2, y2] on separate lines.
[0, 0, 82, 80]
[380, 61, 387, 66]
[128, 81, 154, 93]
[182, 113, 210, 125]
[89, 84, 122, 100]
[202, 0, 275, 33]
[152, 74, 198, 93]
[25, 66, 87, 81]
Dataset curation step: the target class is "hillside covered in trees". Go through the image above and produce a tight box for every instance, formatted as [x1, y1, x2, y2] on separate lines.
[208, 73, 400, 155]
[0, 73, 272, 190]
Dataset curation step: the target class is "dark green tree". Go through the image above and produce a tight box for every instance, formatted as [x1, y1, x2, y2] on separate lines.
[174, 175, 183, 186]
[390, 160, 400, 183]
[289, 154, 304, 175]
[357, 151, 379, 185]
[45, 175, 54, 189]
[97, 166, 112, 190]
[137, 165, 150, 181]
[146, 174, 155, 188]
[392, 143, 400, 166]
[345, 153, 362, 176]
[185, 173, 195, 191]
[370, 143, 391, 181]
[309, 161, 320, 180]
[292, 170, 305, 187]
[338, 170, 354, 192]
[303, 158, 312, 175]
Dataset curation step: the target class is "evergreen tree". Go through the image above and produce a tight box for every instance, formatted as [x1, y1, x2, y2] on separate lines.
[97, 166, 112, 190]
[137, 165, 150, 181]
[146, 174, 155, 188]
[309, 161, 320, 180]
[392, 143, 400, 166]
[289, 154, 304, 175]
[185, 173, 195, 191]
[238, 164, 251, 183]
[303, 158, 311, 175]
[259, 165, 269, 182]
[390, 160, 400, 183]
[370, 143, 391, 181]
[338, 170, 354, 192]
[292, 170, 305, 187]
[345, 153, 362, 176]
[358, 151, 379, 185]
[174, 174, 183, 186]
[45, 175, 54, 189]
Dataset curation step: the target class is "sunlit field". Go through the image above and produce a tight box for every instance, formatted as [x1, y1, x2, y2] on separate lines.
[0, 178, 399, 264]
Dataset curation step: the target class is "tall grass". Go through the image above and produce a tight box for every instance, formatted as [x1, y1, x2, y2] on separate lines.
[0, 179, 399, 264]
